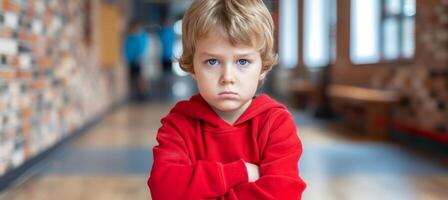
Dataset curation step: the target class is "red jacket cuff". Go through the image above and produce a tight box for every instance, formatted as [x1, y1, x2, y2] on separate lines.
[222, 159, 248, 191]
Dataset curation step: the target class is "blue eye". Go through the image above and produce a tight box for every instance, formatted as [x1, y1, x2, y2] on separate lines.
[207, 59, 218, 66]
[238, 59, 249, 66]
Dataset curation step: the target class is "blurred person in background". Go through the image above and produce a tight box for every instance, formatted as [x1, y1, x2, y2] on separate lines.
[158, 17, 176, 75]
[124, 20, 149, 101]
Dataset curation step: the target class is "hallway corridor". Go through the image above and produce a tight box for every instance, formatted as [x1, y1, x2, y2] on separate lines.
[0, 100, 447, 200]
[1, 0, 448, 199]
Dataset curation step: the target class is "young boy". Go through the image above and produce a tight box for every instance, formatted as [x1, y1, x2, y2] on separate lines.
[148, 0, 306, 199]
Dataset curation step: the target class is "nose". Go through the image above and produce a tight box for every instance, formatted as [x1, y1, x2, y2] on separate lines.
[219, 63, 235, 85]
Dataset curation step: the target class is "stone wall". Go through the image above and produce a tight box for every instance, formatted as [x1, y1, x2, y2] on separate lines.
[0, 0, 127, 176]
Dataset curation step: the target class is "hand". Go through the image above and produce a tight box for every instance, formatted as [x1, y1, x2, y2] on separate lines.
[244, 162, 260, 182]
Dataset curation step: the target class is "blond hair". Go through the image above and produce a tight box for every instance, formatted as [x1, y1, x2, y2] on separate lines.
[179, 0, 278, 73]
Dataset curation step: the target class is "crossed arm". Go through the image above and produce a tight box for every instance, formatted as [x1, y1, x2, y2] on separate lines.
[148, 114, 306, 199]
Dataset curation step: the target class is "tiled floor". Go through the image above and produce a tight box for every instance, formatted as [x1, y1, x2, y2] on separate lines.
[0, 99, 447, 200]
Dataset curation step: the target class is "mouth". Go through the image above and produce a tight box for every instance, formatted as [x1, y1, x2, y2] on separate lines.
[218, 91, 238, 96]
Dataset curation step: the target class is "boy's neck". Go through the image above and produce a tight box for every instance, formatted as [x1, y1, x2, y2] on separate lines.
[212, 99, 253, 126]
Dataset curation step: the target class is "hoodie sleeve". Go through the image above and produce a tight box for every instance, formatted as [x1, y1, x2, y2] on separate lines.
[222, 111, 307, 200]
[147, 115, 248, 199]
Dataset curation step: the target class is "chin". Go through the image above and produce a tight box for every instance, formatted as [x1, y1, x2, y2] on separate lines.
[212, 102, 244, 112]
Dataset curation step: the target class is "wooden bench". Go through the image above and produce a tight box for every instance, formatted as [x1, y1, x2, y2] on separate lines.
[329, 85, 400, 139]
[289, 79, 319, 110]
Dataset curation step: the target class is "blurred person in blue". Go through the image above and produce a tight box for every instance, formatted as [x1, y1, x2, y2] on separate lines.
[158, 18, 176, 74]
[124, 20, 149, 101]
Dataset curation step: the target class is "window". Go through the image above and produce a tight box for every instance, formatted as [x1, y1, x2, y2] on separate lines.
[350, 0, 416, 64]
[303, 0, 337, 68]
[279, 0, 299, 68]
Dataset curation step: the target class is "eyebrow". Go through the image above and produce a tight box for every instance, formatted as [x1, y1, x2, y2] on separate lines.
[198, 52, 257, 57]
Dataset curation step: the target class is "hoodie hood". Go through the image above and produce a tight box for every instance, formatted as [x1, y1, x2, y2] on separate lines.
[170, 93, 286, 127]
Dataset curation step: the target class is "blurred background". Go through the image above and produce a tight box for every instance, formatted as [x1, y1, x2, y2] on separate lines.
[0, 0, 447, 199]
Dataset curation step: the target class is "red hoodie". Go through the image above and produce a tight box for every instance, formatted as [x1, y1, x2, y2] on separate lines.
[148, 94, 306, 199]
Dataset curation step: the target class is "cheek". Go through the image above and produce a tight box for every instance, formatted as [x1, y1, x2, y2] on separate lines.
[195, 73, 216, 89]
[244, 64, 263, 78]
[242, 67, 262, 87]
[239, 72, 259, 87]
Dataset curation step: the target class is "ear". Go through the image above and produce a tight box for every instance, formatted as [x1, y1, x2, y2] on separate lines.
[189, 66, 196, 80]
[259, 69, 268, 80]
[183, 64, 196, 80]
[189, 72, 197, 80]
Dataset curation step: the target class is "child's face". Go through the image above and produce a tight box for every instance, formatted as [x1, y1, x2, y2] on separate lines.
[191, 29, 267, 113]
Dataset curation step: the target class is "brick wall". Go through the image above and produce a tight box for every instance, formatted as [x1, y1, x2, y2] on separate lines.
[0, 0, 127, 176]
[370, 0, 448, 135]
